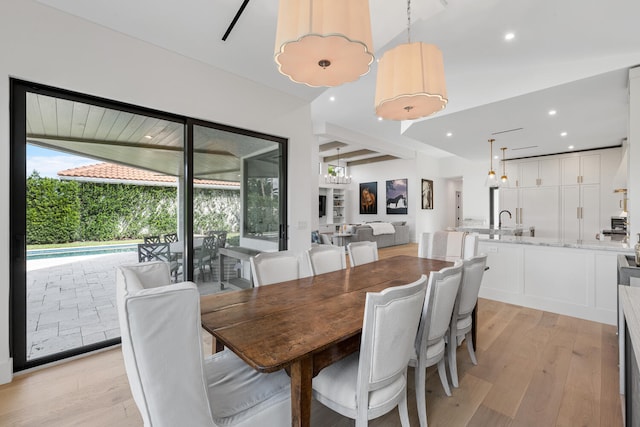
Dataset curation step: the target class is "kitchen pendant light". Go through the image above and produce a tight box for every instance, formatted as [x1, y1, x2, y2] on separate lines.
[485, 139, 497, 187]
[274, 0, 374, 87]
[499, 147, 510, 187]
[374, 0, 447, 120]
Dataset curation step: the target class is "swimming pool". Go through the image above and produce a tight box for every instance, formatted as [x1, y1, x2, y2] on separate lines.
[27, 243, 138, 260]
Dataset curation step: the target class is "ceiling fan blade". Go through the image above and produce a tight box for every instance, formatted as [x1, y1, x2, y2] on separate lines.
[222, 0, 251, 41]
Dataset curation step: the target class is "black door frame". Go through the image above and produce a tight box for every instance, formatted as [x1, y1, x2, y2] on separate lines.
[9, 79, 288, 371]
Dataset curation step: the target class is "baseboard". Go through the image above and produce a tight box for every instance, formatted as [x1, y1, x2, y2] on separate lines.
[0, 357, 13, 384]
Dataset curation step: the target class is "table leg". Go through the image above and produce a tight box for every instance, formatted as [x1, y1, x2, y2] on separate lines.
[290, 356, 313, 427]
[219, 254, 225, 290]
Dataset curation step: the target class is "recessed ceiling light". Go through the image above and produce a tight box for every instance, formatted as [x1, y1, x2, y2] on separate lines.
[548, 110, 557, 116]
[494, 155, 499, 160]
[329, 96, 335, 102]
[144, 135, 153, 139]
[568, 145, 574, 150]
[446, 132, 452, 137]
[504, 32, 515, 41]
[560, 132, 568, 137]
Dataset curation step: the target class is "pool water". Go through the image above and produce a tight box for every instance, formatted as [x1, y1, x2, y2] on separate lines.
[27, 243, 138, 260]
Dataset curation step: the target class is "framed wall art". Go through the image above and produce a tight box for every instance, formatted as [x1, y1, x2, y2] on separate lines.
[359, 182, 377, 214]
[386, 179, 408, 215]
[422, 179, 433, 210]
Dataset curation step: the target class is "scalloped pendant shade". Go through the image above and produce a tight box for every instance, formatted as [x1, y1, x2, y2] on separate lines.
[274, 0, 374, 87]
[375, 42, 447, 120]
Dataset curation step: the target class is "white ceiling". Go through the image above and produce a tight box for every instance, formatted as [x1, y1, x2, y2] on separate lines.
[36, 0, 640, 162]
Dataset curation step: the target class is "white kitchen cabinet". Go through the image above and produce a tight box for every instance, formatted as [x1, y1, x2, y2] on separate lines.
[478, 240, 625, 326]
[520, 186, 560, 238]
[519, 158, 560, 187]
[562, 184, 600, 242]
[561, 154, 600, 185]
[499, 187, 519, 227]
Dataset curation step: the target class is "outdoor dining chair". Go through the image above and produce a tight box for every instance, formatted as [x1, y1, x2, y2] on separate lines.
[143, 235, 161, 244]
[137, 242, 179, 281]
[163, 232, 178, 243]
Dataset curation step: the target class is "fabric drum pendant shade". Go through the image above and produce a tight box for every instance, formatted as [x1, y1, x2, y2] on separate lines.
[274, 0, 374, 87]
[375, 42, 448, 120]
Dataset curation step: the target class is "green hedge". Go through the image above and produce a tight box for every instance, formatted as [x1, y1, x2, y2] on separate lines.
[26, 172, 240, 244]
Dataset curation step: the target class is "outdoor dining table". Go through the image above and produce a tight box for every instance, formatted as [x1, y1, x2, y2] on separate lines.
[200, 255, 457, 427]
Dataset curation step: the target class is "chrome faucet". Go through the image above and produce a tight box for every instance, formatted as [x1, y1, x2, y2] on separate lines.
[498, 210, 512, 229]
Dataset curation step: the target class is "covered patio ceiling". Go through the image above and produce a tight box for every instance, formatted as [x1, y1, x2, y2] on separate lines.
[26, 92, 279, 182]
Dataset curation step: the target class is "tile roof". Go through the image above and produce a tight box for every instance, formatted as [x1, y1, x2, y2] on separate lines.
[58, 163, 240, 188]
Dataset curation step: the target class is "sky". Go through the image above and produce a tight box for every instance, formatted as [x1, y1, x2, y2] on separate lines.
[27, 145, 97, 178]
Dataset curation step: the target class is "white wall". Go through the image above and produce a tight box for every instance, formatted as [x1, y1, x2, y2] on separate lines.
[0, 0, 315, 382]
[348, 158, 417, 239]
[629, 67, 640, 240]
[439, 156, 490, 223]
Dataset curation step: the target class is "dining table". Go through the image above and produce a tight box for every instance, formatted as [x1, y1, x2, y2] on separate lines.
[200, 255, 456, 427]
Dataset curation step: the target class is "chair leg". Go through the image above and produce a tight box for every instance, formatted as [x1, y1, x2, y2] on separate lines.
[398, 385, 410, 427]
[466, 331, 478, 365]
[437, 358, 451, 397]
[415, 361, 428, 427]
[448, 329, 459, 388]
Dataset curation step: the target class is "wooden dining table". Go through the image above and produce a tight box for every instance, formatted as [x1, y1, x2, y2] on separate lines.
[200, 255, 454, 427]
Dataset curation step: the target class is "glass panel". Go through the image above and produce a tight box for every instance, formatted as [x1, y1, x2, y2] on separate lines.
[24, 92, 184, 362]
[244, 149, 280, 241]
[193, 125, 281, 294]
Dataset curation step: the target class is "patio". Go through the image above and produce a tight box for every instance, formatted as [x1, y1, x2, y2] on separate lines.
[26, 251, 239, 360]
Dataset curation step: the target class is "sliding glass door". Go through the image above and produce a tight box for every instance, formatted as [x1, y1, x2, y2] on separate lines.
[10, 80, 287, 371]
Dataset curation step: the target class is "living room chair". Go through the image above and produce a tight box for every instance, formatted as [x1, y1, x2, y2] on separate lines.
[250, 251, 300, 286]
[418, 231, 478, 261]
[305, 244, 346, 275]
[116, 261, 291, 427]
[347, 241, 379, 267]
[312, 275, 428, 427]
[448, 254, 488, 388]
[411, 261, 463, 427]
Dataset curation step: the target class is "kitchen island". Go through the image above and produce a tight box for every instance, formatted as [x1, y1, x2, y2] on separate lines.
[478, 235, 633, 325]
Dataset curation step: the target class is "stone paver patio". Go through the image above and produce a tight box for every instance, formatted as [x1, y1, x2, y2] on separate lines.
[26, 251, 238, 360]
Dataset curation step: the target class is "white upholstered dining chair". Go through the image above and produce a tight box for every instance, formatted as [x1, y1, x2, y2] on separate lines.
[410, 262, 463, 427]
[116, 261, 291, 427]
[418, 231, 478, 261]
[249, 251, 300, 287]
[312, 275, 428, 427]
[305, 244, 347, 275]
[448, 254, 488, 388]
[347, 241, 379, 267]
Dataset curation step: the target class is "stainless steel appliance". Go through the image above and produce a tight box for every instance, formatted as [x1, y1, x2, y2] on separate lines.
[603, 216, 628, 241]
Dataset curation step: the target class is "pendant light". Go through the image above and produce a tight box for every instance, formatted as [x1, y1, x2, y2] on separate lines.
[485, 139, 497, 187]
[499, 147, 510, 187]
[274, 0, 374, 87]
[324, 148, 351, 185]
[374, 0, 447, 120]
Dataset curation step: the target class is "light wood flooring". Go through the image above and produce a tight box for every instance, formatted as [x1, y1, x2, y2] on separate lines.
[0, 244, 623, 426]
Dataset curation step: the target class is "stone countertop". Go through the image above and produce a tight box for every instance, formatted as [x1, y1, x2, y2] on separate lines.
[457, 226, 530, 236]
[620, 286, 640, 368]
[477, 234, 634, 253]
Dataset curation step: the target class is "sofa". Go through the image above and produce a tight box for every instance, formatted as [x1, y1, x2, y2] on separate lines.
[349, 222, 410, 248]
